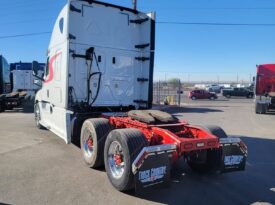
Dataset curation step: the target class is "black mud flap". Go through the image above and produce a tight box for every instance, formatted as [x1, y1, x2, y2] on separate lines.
[219, 138, 247, 173]
[132, 144, 176, 194]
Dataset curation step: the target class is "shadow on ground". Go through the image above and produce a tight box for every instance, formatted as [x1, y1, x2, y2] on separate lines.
[129, 136, 275, 205]
[191, 99, 230, 102]
[160, 106, 223, 114]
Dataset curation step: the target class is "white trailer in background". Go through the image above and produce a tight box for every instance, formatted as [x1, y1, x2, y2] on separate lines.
[11, 63, 44, 97]
[13, 70, 34, 92]
[12, 70, 38, 98]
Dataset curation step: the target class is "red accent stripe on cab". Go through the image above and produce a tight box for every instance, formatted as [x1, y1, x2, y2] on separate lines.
[44, 52, 62, 84]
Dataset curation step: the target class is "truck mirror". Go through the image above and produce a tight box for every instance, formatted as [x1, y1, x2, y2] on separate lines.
[252, 76, 255, 82]
[34, 79, 42, 87]
[32, 61, 44, 82]
[32, 61, 40, 76]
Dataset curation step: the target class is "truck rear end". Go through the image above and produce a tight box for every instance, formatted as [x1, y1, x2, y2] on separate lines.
[32, 0, 247, 193]
[11, 62, 45, 97]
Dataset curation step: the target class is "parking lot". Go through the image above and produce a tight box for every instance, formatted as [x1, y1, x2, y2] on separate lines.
[0, 97, 275, 205]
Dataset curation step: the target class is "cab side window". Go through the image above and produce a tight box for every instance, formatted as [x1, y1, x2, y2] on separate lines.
[45, 57, 49, 77]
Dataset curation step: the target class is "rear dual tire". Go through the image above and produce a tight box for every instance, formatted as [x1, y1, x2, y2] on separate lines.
[81, 118, 113, 168]
[104, 128, 148, 191]
[80, 120, 149, 191]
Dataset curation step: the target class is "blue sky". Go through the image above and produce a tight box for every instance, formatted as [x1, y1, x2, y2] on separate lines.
[0, 0, 275, 82]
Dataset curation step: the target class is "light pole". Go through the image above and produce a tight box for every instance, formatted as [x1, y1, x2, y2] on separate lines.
[132, 0, 137, 10]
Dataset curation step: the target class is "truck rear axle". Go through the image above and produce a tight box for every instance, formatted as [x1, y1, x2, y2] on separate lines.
[78, 110, 248, 192]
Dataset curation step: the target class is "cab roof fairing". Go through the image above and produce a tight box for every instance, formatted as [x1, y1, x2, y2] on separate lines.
[69, 0, 143, 15]
[48, 4, 69, 52]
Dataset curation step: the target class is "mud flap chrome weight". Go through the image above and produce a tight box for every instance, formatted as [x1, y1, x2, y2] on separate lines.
[132, 144, 176, 194]
[219, 138, 248, 173]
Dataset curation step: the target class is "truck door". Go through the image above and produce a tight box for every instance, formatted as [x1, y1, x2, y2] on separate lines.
[39, 50, 68, 140]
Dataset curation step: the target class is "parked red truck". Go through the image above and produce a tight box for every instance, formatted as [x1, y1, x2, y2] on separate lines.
[255, 64, 275, 114]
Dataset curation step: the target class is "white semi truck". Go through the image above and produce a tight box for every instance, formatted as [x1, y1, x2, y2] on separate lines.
[33, 0, 247, 192]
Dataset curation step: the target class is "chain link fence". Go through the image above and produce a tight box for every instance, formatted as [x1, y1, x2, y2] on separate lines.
[153, 80, 253, 106]
[153, 81, 186, 106]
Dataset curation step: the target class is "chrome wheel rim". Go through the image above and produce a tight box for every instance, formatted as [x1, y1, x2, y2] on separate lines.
[108, 141, 125, 179]
[83, 130, 94, 158]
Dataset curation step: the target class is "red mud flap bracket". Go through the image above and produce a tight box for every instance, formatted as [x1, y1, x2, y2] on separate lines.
[219, 138, 248, 173]
[132, 144, 176, 193]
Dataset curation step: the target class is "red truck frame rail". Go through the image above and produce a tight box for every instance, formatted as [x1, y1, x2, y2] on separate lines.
[101, 114, 247, 192]
[109, 116, 221, 161]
